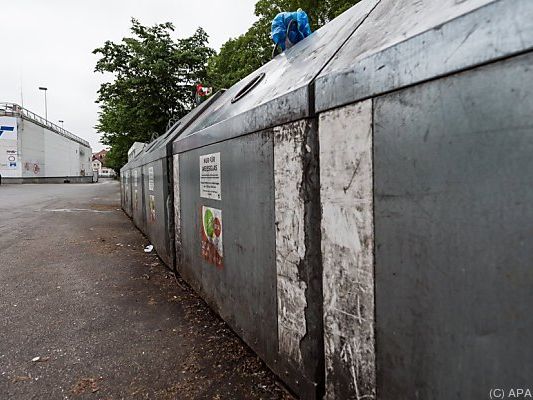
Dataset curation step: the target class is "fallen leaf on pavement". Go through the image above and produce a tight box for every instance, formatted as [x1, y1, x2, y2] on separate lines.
[71, 377, 102, 395]
[12, 375, 32, 383]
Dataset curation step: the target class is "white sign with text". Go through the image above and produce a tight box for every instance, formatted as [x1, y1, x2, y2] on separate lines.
[200, 152, 221, 200]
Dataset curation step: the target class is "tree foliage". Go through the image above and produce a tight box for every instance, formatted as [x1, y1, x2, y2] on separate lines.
[207, 0, 362, 89]
[94, 19, 214, 170]
[207, 24, 269, 91]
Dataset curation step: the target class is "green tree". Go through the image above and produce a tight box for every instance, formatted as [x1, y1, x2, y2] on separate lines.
[207, 24, 270, 90]
[94, 19, 215, 170]
[208, 0, 361, 89]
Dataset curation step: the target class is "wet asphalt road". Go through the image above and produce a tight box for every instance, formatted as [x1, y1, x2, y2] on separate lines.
[0, 181, 293, 400]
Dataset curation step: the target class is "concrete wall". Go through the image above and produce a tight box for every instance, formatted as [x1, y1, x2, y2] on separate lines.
[19, 118, 45, 178]
[18, 118, 92, 179]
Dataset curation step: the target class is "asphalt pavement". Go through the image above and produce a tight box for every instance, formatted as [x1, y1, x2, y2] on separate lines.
[0, 181, 293, 400]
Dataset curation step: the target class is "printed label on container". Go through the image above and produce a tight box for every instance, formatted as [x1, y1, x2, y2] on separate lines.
[148, 167, 154, 191]
[200, 153, 221, 200]
[201, 206, 223, 268]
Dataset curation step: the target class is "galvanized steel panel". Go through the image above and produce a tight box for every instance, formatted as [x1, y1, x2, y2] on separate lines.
[121, 169, 132, 217]
[178, 131, 278, 367]
[178, 122, 324, 399]
[373, 53, 533, 399]
[131, 166, 146, 235]
[274, 122, 308, 365]
[319, 101, 375, 400]
[142, 159, 172, 266]
[173, 154, 182, 267]
[316, 0, 533, 112]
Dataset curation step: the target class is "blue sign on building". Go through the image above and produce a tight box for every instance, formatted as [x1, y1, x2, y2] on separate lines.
[0, 126, 15, 138]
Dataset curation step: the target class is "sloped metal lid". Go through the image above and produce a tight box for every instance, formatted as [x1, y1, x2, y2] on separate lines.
[315, 0, 533, 112]
[173, 0, 379, 154]
[131, 91, 224, 165]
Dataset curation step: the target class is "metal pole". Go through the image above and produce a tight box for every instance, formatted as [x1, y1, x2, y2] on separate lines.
[44, 90, 47, 121]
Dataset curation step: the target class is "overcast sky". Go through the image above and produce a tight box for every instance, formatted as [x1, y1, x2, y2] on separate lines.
[0, 0, 258, 151]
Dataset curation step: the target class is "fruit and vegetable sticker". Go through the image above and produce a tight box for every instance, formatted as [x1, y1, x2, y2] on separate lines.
[201, 206, 223, 268]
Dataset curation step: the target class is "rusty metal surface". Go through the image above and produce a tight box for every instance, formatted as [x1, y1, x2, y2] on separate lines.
[172, 0, 378, 155]
[373, 53, 533, 399]
[315, 0, 533, 112]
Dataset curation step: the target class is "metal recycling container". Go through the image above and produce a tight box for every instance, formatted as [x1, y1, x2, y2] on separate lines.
[130, 158, 147, 236]
[120, 166, 133, 218]
[315, 0, 533, 398]
[171, 3, 380, 398]
[121, 146, 148, 220]
[128, 93, 223, 268]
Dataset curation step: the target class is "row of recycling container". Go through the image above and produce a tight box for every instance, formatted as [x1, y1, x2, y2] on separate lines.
[121, 0, 533, 398]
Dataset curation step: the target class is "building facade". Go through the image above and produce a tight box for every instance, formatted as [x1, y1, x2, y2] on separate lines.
[0, 103, 93, 183]
[91, 156, 116, 178]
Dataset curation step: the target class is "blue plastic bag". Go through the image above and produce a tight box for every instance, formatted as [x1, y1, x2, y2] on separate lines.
[271, 9, 312, 52]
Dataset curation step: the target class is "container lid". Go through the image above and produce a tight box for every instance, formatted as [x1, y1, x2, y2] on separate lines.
[315, 0, 533, 112]
[132, 91, 224, 165]
[173, 0, 379, 154]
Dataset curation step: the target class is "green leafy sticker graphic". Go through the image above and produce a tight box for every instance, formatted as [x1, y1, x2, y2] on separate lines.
[204, 208, 215, 238]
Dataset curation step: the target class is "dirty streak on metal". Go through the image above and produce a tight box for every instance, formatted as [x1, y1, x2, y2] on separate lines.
[172, 0, 379, 156]
[275, 119, 324, 399]
[131, 166, 147, 235]
[319, 101, 376, 400]
[173, 154, 182, 268]
[274, 121, 308, 364]
[121, 170, 132, 217]
[315, 0, 533, 113]
[373, 53, 533, 399]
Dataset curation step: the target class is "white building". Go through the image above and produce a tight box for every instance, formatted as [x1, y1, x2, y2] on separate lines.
[91, 158, 116, 178]
[0, 103, 93, 183]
